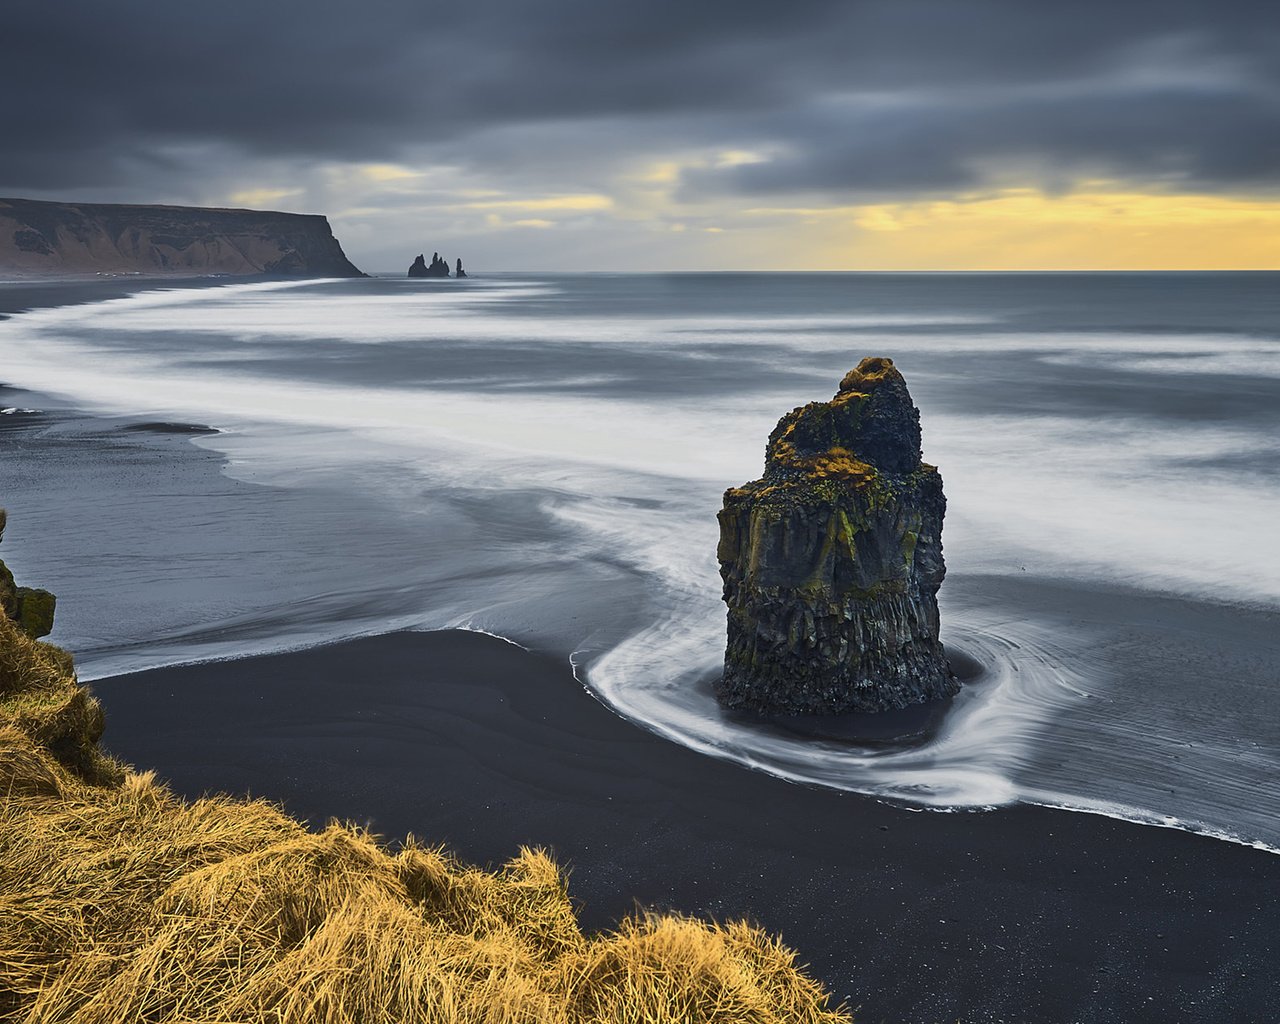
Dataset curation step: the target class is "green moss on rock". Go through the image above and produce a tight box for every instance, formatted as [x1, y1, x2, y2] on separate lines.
[0, 509, 120, 784]
[14, 587, 56, 639]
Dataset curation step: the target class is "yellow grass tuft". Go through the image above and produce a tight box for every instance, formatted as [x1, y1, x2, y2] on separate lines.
[0, 725, 849, 1023]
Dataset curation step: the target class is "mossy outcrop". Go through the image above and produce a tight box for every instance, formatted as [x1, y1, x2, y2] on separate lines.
[0, 509, 119, 784]
[717, 358, 957, 714]
[0, 510, 57, 640]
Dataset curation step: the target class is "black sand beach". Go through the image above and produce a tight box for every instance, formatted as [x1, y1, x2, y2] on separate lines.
[95, 630, 1280, 1024]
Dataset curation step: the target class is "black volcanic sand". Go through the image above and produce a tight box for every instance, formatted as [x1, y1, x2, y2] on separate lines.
[95, 631, 1279, 1024]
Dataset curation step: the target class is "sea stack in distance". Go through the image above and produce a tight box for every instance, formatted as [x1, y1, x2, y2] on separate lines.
[717, 357, 957, 714]
[408, 252, 453, 278]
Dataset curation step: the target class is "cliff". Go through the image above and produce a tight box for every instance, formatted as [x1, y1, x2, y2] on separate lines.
[0, 196, 364, 278]
[0, 511, 847, 1024]
[717, 357, 957, 714]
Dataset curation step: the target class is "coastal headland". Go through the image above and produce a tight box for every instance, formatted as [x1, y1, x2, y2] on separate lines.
[0, 197, 364, 278]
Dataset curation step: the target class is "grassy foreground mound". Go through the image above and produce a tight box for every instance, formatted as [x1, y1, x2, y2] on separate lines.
[0, 521, 849, 1024]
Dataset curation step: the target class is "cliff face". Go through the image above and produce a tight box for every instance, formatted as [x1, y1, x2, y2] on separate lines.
[717, 357, 957, 714]
[0, 197, 364, 277]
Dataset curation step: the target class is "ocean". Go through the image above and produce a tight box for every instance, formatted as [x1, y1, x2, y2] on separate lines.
[2, 271, 1278, 850]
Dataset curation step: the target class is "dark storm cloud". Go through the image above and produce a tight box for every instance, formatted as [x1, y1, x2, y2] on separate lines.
[682, 81, 1280, 199]
[3, 0, 1278, 198]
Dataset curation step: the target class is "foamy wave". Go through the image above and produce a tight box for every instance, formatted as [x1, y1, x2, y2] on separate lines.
[582, 592, 1089, 809]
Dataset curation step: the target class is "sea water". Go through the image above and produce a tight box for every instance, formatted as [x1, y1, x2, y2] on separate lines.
[1, 271, 1277, 848]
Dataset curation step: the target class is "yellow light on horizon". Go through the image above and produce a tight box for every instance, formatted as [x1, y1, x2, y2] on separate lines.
[827, 190, 1280, 270]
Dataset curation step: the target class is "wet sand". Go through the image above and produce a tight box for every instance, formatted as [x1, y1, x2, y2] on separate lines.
[95, 629, 1280, 1024]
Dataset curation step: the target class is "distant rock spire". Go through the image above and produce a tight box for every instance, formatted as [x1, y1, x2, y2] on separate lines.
[407, 251, 451, 278]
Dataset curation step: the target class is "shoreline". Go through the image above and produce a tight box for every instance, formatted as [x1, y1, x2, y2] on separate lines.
[6, 272, 1280, 1019]
[94, 628, 1280, 1024]
[0, 273, 329, 321]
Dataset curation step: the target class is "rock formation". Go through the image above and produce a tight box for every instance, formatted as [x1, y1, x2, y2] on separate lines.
[0, 197, 364, 277]
[0, 510, 114, 784]
[455, 257, 467, 278]
[408, 252, 451, 278]
[717, 357, 957, 714]
[0, 510, 56, 639]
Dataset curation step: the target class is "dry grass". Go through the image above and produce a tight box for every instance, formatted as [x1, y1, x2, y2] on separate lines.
[0, 611, 851, 1024]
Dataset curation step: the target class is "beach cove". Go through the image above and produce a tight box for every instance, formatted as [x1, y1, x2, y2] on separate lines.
[3, 272, 1279, 1021]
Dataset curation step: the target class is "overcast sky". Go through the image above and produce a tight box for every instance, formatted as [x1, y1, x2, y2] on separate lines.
[5, 0, 1278, 270]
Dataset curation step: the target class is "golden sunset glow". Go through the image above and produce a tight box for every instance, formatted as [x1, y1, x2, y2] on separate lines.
[802, 190, 1280, 270]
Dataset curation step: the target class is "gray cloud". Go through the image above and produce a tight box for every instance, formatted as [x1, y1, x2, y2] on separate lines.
[3, 0, 1278, 204]
[681, 79, 1280, 200]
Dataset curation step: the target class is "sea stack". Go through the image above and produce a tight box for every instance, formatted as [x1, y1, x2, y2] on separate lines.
[408, 252, 451, 278]
[717, 357, 957, 714]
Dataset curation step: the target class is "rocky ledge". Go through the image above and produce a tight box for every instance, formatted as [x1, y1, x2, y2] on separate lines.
[0, 510, 56, 639]
[717, 357, 957, 714]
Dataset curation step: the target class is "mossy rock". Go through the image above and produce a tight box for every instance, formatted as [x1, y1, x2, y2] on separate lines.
[15, 587, 56, 639]
[0, 611, 121, 786]
[717, 359, 956, 714]
[0, 559, 16, 620]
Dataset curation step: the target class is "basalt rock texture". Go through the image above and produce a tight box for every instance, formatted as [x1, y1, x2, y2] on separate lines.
[717, 357, 957, 714]
[0, 196, 364, 277]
